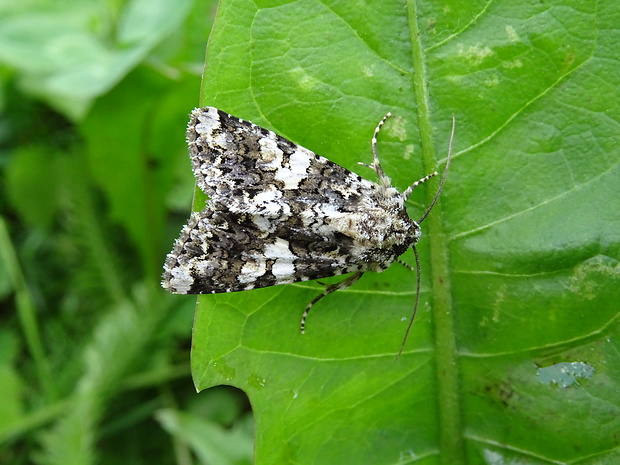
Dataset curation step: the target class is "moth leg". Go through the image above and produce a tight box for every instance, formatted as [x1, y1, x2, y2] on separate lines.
[402, 171, 438, 202]
[404, 115, 455, 209]
[397, 259, 415, 270]
[300, 272, 364, 334]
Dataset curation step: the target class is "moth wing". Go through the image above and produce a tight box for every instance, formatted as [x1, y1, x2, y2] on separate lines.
[162, 206, 366, 294]
[165, 107, 409, 294]
[187, 107, 379, 215]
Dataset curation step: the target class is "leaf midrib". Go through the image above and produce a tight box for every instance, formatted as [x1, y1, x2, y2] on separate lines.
[407, 1, 464, 464]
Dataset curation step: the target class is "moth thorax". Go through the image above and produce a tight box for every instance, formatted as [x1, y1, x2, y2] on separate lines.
[356, 208, 418, 246]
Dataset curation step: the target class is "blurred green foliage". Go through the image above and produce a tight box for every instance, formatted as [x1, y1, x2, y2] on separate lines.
[0, 1, 253, 464]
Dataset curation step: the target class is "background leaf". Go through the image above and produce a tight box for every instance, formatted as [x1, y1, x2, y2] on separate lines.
[0, 0, 194, 118]
[191, 0, 620, 464]
[0, 1, 242, 464]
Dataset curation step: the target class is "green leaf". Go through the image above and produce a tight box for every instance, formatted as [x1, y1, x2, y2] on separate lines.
[189, 0, 620, 464]
[0, 0, 194, 119]
[155, 408, 253, 465]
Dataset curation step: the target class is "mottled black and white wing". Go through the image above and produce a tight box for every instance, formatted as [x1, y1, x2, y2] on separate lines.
[162, 207, 372, 294]
[187, 107, 376, 216]
[162, 107, 421, 295]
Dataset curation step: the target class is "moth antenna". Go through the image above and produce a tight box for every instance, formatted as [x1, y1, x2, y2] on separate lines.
[396, 246, 421, 359]
[418, 116, 455, 224]
[397, 116, 455, 358]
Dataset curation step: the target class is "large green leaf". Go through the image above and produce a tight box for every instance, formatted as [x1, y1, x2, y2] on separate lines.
[188, 0, 620, 464]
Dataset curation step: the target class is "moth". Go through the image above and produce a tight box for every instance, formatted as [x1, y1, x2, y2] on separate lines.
[162, 107, 452, 354]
